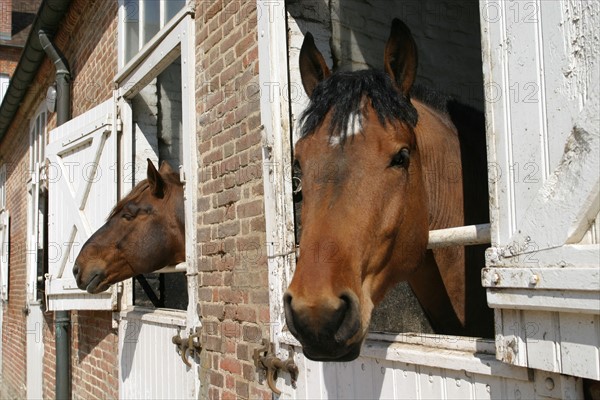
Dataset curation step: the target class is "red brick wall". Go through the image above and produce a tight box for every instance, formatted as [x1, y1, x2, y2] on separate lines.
[195, 1, 271, 398]
[0, 46, 20, 77]
[0, 0, 10, 38]
[0, 0, 118, 398]
[0, 119, 31, 399]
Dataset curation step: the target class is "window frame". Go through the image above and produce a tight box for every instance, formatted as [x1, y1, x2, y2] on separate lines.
[0, 162, 9, 302]
[259, 1, 495, 358]
[114, 6, 198, 326]
[26, 103, 48, 304]
[118, 0, 188, 70]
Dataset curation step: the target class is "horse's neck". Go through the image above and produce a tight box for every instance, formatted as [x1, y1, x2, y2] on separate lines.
[413, 100, 464, 231]
[410, 100, 467, 328]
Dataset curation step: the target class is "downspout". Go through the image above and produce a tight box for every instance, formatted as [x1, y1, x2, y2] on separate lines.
[38, 30, 71, 400]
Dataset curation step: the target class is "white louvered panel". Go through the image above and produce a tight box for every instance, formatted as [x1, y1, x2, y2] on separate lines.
[524, 310, 561, 373]
[495, 308, 600, 381]
[277, 337, 583, 399]
[118, 310, 195, 400]
[418, 366, 444, 399]
[559, 313, 600, 378]
[394, 362, 419, 400]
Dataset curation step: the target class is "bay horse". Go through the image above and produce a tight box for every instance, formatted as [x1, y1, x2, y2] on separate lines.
[284, 19, 492, 361]
[73, 160, 185, 294]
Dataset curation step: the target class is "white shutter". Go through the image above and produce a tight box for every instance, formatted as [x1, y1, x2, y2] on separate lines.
[45, 100, 118, 311]
[481, 0, 600, 380]
[0, 163, 8, 302]
[0, 210, 9, 302]
[0, 163, 6, 210]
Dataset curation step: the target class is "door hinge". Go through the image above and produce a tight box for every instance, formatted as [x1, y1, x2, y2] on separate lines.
[172, 326, 202, 367]
[253, 339, 299, 395]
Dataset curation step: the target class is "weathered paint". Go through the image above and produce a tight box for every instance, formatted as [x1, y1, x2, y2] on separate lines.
[481, 0, 600, 380]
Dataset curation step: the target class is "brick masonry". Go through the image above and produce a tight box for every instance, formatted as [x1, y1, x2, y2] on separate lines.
[195, 1, 271, 399]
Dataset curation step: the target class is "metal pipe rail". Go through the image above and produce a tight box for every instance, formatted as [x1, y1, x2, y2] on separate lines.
[154, 262, 187, 274]
[427, 223, 491, 249]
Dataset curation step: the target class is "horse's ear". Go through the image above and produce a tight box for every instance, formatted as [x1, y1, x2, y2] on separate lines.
[147, 159, 165, 198]
[299, 32, 331, 98]
[384, 18, 418, 96]
[158, 160, 175, 175]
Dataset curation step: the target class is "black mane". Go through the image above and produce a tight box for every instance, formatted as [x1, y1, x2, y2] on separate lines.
[298, 69, 453, 142]
[411, 83, 452, 114]
[299, 69, 420, 141]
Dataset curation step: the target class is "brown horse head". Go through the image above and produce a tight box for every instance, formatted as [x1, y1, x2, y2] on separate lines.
[284, 19, 431, 361]
[73, 159, 185, 294]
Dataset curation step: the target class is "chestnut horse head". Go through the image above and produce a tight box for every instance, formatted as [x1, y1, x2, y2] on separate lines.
[284, 19, 490, 361]
[73, 160, 185, 294]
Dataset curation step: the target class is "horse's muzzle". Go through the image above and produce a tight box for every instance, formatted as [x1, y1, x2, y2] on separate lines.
[283, 290, 363, 361]
[73, 261, 107, 293]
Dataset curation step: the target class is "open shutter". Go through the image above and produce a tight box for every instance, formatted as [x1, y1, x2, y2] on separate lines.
[0, 211, 9, 302]
[0, 163, 8, 302]
[481, 1, 599, 380]
[45, 100, 118, 311]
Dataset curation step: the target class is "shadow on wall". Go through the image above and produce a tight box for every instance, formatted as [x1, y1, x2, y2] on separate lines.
[74, 311, 116, 364]
[119, 316, 141, 381]
[287, 0, 484, 108]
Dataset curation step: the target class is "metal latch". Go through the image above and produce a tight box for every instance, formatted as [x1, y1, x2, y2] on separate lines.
[172, 327, 202, 367]
[254, 339, 299, 395]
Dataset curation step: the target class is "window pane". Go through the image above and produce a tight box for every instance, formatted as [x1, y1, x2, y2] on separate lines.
[0, 74, 9, 104]
[39, 113, 46, 164]
[142, 0, 160, 45]
[165, 0, 185, 21]
[156, 57, 182, 166]
[130, 57, 185, 310]
[130, 57, 182, 182]
[124, 0, 139, 63]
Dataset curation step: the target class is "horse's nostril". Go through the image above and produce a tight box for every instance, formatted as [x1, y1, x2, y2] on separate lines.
[73, 263, 80, 278]
[283, 290, 361, 347]
[283, 292, 299, 337]
[334, 293, 360, 343]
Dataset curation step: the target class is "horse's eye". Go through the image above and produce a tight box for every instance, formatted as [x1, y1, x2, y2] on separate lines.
[390, 148, 410, 168]
[293, 159, 302, 176]
[122, 204, 139, 221]
[292, 160, 302, 197]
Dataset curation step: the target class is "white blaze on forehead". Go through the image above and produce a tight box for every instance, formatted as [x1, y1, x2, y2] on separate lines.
[328, 111, 362, 147]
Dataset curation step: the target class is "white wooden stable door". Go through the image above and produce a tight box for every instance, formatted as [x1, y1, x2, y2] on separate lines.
[45, 100, 117, 310]
[480, 0, 600, 380]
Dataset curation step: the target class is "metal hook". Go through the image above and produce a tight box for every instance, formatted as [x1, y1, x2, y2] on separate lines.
[254, 339, 299, 395]
[172, 327, 202, 368]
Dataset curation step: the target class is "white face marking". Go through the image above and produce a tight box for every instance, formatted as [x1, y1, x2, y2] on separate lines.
[329, 111, 362, 147]
[329, 135, 342, 146]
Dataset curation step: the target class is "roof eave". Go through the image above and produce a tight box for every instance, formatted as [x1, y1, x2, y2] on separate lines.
[0, 0, 72, 143]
